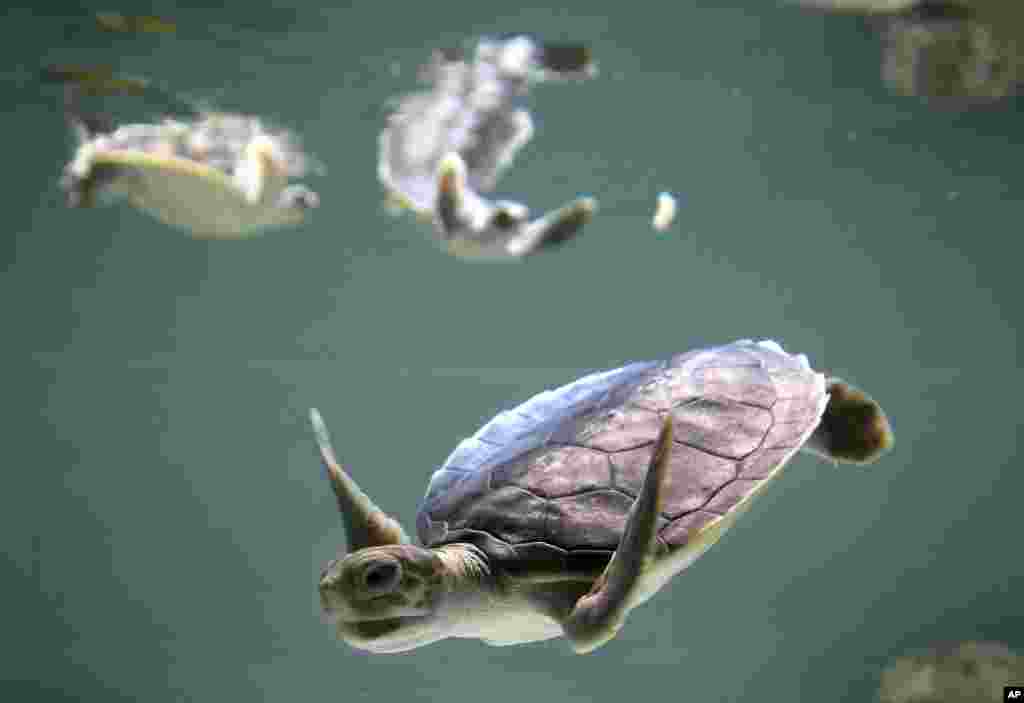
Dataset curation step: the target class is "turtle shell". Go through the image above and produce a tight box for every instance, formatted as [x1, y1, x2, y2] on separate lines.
[416, 339, 828, 579]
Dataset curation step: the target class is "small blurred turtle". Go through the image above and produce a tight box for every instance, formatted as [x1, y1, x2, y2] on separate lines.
[52, 69, 320, 239]
[42, 64, 151, 97]
[379, 35, 599, 260]
[879, 641, 1024, 702]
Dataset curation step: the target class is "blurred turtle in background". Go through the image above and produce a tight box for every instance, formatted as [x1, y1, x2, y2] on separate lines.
[379, 35, 600, 259]
[312, 339, 893, 654]
[878, 641, 1024, 702]
[50, 67, 321, 239]
[793, 0, 1024, 103]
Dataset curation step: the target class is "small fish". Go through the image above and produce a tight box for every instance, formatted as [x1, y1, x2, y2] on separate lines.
[94, 12, 177, 34]
[40, 64, 115, 84]
[42, 65, 152, 97]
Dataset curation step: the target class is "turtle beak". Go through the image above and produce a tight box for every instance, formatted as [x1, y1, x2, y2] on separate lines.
[318, 567, 349, 622]
[309, 409, 411, 551]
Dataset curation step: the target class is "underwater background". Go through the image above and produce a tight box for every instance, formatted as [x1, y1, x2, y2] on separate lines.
[3, 1, 1022, 701]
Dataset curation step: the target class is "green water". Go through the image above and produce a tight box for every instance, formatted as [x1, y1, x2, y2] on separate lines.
[3, 2, 1021, 701]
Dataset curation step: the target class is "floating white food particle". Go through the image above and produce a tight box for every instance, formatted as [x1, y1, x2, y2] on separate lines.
[652, 191, 677, 231]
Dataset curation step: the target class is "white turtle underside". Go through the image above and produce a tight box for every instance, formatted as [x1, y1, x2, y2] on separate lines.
[92, 150, 305, 239]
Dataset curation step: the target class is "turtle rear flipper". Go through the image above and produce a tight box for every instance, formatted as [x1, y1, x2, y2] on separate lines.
[489, 36, 597, 79]
[506, 196, 597, 257]
[433, 152, 496, 238]
[537, 43, 596, 78]
[806, 378, 894, 465]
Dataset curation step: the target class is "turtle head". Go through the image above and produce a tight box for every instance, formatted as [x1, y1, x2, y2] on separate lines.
[318, 543, 448, 652]
[276, 184, 319, 212]
[310, 409, 457, 653]
[59, 142, 126, 209]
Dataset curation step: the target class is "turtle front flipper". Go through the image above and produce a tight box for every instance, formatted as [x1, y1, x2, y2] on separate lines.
[310, 409, 411, 549]
[435, 153, 464, 235]
[562, 415, 672, 654]
[434, 152, 487, 236]
[236, 135, 289, 206]
[505, 196, 597, 257]
[804, 378, 894, 465]
[433, 153, 507, 240]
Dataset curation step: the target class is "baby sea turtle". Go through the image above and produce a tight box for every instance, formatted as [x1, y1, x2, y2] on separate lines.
[379, 35, 598, 259]
[312, 339, 893, 654]
[58, 80, 319, 238]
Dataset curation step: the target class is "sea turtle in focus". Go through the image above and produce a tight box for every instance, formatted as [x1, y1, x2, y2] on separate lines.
[312, 339, 893, 654]
[56, 77, 320, 239]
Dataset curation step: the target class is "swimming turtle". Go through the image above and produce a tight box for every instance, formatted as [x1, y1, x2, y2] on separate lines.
[57, 80, 319, 239]
[312, 339, 893, 654]
[378, 35, 599, 259]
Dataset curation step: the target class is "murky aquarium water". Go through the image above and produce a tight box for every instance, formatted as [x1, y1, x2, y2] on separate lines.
[3, 1, 1022, 701]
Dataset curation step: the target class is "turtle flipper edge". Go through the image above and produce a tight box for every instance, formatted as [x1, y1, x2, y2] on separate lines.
[561, 415, 672, 654]
[506, 196, 597, 257]
[435, 152, 468, 237]
[310, 408, 411, 550]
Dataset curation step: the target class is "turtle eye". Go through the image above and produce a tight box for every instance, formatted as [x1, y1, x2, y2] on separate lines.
[491, 209, 517, 230]
[362, 559, 402, 595]
[294, 189, 319, 209]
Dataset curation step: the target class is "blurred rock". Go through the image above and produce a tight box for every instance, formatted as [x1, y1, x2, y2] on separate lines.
[878, 641, 1024, 703]
[882, 2, 1023, 101]
[794, 1, 1024, 103]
